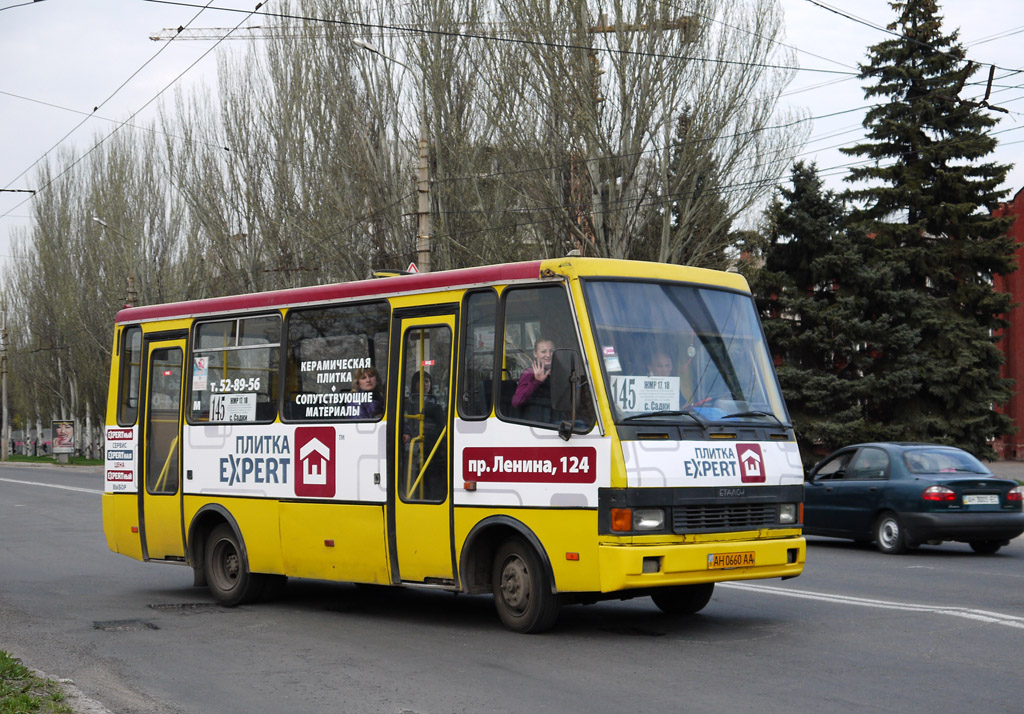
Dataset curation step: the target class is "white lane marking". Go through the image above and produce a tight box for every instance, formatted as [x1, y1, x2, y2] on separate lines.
[722, 581, 1024, 629]
[0, 477, 102, 495]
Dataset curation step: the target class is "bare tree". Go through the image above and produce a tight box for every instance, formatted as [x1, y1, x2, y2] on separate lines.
[168, 0, 418, 291]
[3, 125, 195, 442]
[480, 0, 807, 264]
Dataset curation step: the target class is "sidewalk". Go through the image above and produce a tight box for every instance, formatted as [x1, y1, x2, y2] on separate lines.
[0, 458, 102, 473]
[985, 460, 1024, 481]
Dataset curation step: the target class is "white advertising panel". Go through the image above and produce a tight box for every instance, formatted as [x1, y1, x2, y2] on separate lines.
[104, 426, 138, 493]
[621, 439, 804, 488]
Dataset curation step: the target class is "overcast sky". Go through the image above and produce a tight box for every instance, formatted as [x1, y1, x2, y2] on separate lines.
[1, 0, 1022, 272]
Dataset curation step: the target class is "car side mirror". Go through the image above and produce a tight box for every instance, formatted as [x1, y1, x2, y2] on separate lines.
[550, 349, 579, 441]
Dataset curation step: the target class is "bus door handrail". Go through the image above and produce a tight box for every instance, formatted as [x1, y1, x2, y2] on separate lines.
[405, 425, 447, 500]
[153, 435, 179, 493]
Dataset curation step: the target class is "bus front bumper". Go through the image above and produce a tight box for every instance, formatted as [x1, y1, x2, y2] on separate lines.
[597, 535, 805, 593]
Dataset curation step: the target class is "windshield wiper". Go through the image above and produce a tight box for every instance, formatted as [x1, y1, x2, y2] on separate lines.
[721, 410, 788, 429]
[622, 409, 708, 429]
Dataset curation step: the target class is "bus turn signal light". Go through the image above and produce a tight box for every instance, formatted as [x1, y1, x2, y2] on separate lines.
[610, 508, 632, 532]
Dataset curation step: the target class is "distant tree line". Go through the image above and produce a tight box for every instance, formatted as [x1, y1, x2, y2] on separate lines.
[2, 0, 1015, 466]
[2, 0, 803, 445]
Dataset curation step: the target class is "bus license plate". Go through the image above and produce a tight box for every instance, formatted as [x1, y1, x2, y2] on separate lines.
[963, 494, 999, 505]
[708, 551, 755, 569]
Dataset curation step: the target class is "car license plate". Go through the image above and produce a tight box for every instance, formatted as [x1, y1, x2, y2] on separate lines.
[963, 494, 999, 505]
[708, 551, 755, 569]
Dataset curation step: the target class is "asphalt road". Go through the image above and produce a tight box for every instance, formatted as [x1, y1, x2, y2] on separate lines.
[1, 463, 1022, 713]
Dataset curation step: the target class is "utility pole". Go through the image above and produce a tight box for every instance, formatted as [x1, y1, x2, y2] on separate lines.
[567, 14, 692, 255]
[125, 275, 138, 308]
[1, 320, 7, 461]
[416, 112, 431, 274]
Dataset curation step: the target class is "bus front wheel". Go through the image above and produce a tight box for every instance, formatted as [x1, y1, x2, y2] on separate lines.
[491, 538, 559, 633]
[651, 583, 715, 615]
[204, 523, 264, 606]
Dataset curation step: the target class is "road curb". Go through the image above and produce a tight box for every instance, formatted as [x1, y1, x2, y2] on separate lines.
[28, 668, 113, 714]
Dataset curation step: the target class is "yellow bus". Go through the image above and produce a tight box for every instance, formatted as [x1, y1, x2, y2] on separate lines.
[103, 257, 804, 632]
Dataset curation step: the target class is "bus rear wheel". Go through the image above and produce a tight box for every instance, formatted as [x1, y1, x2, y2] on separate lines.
[204, 523, 264, 606]
[651, 583, 715, 615]
[491, 537, 559, 633]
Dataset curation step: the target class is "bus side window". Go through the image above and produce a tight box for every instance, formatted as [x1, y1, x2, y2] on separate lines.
[497, 285, 592, 429]
[117, 326, 142, 426]
[283, 301, 391, 422]
[189, 315, 281, 424]
[459, 290, 497, 419]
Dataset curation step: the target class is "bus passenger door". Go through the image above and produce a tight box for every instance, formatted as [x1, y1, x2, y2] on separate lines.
[140, 338, 186, 561]
[390, 313, 456, 584]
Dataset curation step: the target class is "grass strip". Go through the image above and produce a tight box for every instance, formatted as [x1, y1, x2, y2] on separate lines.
[0, 651, 71, 714]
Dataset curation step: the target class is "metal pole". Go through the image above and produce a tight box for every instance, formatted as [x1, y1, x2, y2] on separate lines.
[1, 321, 7, 461]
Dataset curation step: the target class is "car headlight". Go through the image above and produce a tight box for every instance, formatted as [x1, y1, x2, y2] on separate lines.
[779, 503, 799, 524]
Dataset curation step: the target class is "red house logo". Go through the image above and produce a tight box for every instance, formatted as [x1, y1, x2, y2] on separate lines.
[736, 444, 766, 483]
[294, 427, 335, 498]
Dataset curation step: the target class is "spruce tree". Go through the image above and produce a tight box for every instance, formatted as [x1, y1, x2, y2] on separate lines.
[839, 0, 1015, 457]
[754, 162, 876, 463]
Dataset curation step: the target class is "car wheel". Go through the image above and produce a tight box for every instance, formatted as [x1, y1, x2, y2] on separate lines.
[873, 512, 908, 555]
[969, 540, 1002, 555]
[204, 523, 265, 606]
[491, 537, 560, 633]
[651, 583, 715, 615]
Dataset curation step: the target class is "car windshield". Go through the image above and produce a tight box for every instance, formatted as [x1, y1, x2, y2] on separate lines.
[902, 448, 990, 474]
[582, 279, 789, 425]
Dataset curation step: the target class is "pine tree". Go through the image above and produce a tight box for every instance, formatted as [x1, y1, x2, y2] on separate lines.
[839, 0, 1015, 457]
[754, 162, 876, 463]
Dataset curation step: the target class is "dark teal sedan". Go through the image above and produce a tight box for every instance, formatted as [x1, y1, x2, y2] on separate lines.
[804, 443, 1024, 554]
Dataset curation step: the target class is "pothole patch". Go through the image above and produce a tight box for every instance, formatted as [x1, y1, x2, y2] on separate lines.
[148, 602, 224, 614]
[92, 619, 160, 632]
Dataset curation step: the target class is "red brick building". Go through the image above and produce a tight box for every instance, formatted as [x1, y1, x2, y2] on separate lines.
[993, 187, 1024, 460]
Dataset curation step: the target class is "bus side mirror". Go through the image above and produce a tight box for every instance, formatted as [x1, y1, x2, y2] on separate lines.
[550, 349, 579, 441]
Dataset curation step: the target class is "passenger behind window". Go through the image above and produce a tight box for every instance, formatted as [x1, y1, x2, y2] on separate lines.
[404, 371, 444, 443]
[512, 336, 555, 422]
[352, 366, 384, 419]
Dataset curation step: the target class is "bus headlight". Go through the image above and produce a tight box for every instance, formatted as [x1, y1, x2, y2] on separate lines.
[633, 508, 665, 531]
[779, 503, 798, 524]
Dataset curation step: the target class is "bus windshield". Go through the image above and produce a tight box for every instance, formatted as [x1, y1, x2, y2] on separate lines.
[583, 279, 789, 426]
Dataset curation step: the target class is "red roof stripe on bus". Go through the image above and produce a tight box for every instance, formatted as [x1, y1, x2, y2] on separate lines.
[116, 261, 545, 323]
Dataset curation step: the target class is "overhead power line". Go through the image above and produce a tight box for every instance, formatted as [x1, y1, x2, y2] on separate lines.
[803, 0, 1024, 78]
[0, 0, 47, 13]
[0, 89, 232, 154]
[2, 0, 222, 193]
[141, 0, 858, 76]
[0, 1, 270, 222]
